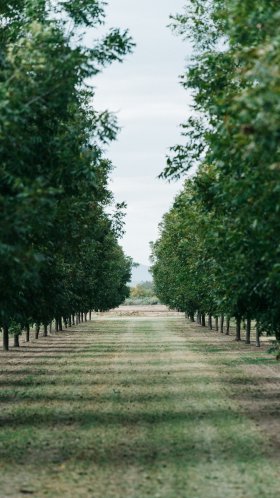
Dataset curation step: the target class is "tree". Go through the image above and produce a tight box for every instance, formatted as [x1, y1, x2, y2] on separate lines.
[153, 0, 280, 346]
[0, 0, 134, 350]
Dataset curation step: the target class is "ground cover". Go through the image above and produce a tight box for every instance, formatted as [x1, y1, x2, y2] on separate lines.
[0, 307, 279, 497]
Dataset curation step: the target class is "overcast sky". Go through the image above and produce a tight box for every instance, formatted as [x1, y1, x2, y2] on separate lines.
[93, 0, 192, 266]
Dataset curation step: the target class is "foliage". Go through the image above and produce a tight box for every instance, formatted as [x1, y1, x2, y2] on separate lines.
[124, 297, 160, 306]
[153, 0, 280, 342]
[130, 282, 155, 299]
[0, 0, 134, 349]
[124, 282, 160, 305]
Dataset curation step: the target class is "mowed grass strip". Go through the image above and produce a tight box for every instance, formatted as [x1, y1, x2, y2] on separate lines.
[0, 315, 279, 498]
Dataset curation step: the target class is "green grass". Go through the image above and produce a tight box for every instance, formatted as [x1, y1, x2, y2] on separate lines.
[0, 315, 279, 497]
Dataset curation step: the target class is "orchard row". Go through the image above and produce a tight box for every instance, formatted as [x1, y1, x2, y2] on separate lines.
[152, 1, 280, 346]
[0, 1, 134, 350]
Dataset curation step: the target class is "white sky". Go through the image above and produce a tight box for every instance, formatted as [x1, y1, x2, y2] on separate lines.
[93, 0, 192, 265]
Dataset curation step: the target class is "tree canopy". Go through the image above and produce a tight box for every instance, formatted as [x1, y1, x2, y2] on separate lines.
[0, 0, 134, 350]
[152, 0, 280, 345]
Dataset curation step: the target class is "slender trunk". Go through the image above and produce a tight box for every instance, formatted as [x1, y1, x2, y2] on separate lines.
[55, 319, 59, 332]
[26, 324, 30, 342]
[220, 315, 224, 334]
[3, 325, 9, 351]
[58, 317, 63, 331]
[76, 314, 79, 325]
[81, 313, 84, 323]
[89, 311, 92, 321]
[14, 334, 20, 347]
[245, 318, 251, 345]
[201, 314, 206, 327]
[63, 317, 67, 329]
[226, 316, 230, 335]
[49, 322, 52, 335]
[35, 324, 40, 339]
[85, 313, 87, 322]
[256, 323, 261, 348]
[43, 324, 48, 337]
[190, 313, 195, 322]
[208, 315, 213, 330]
[215, 317, 219, 331]
[197, 312, 201, 324]
[68, 316, 72, 327]
[235, 317, 241, 341]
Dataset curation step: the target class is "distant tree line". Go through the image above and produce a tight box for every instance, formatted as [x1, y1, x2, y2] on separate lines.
[0, 1, 134, 350]
[125, 282, 160, 306]
[152, 0, 280, 347]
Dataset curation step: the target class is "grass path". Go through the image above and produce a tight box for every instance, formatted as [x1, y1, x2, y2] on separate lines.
[0, 311, 280, 497]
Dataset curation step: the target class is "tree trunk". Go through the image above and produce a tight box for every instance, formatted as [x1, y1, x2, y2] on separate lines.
[55, 319, 59, 332]
[43, 324, 48, 337]
[190, 313, 195, 322]
[68, 316, 72, 327]
[63, 317, 67, 329]
[49, 322, 52, 335]
[35, 324, 40, 339]
[3, 325, 9, 351]
[197, 312, 201, 324]
[85, 313, 87, 322]
[58, 317, 63, 331]
[215, 317, 219, 331]
[256, 323, 261, 347]
[245, 318, 251, 344]
[220, 315, 224, 334]
[226, 316, 230, 335]
[235, 317, 241, 341]
[89, 311, 92, 321]
[14, 334, 20, 347]
[26, 324, 30, 342]
[208, 315, 213, 330]
[201, 314, 206, 327]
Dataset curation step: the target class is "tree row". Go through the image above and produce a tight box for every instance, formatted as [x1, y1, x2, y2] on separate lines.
[0, 1, 134, 350]
[152, 0, 280, 348]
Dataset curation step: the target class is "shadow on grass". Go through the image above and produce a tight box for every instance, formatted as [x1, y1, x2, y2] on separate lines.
[0, 405, 267, 467]
[0, 386, 224, 404]
[0, 317, 279, 475]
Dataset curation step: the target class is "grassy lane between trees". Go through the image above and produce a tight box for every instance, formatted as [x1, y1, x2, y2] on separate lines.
[0, 308, 280, 497]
